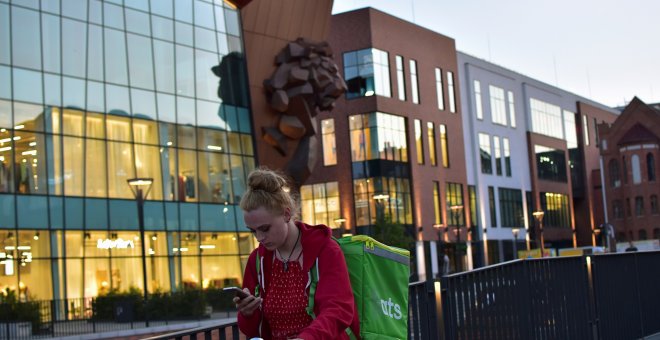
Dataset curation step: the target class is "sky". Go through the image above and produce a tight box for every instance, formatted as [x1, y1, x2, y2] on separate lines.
[332, 0, 660, 108]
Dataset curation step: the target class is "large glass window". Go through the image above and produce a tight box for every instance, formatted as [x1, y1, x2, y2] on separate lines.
[474, 80, 483, 120]
[414, 119, 423, 165]
[479, 133, 492, 174]
[344, 48, 391, 99]
[651, 195, 658, 215]
[440, 124, 449, 168]
[609, 159, 621, 187]
[498, 188, 523, 228]
[635, 196, 644, 216]
[435, 68, 445, 110]
[488, 186, 497, 227]
[530, 98, 563, 139]
[427, 122, 436, 166]
[447, 72, 456, 113]
[12, 6, 41, 70]
[582, 115, 590, 146]
[612, 200, 624, 219]
[503, 138, 511, 177]
[507, 91, 516, 128]
[349, 112, 407, 162]
[539, 192, 570, 228]
[300, 182, 340, 228]
[648, 153, 656, 181]
[353, 177, 412, 227]
[433, 181, 443, 225]
[396, 56, 406, 101]
[410, 60, 419, 104]
[493, 136, 502, 176]
[321, 119, 337, 166]
[489, 85, 506, 125]
[535, 145, 567, 182]
[632, 154, 641, 184]
[445, 183, 464, 226]
[468, 186, 478, 229]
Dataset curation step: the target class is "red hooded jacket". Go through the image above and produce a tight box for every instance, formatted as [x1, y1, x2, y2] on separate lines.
[238, 222, 360, 339]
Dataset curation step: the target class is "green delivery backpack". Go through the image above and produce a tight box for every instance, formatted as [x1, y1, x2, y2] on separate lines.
[307, 235, 410, 340]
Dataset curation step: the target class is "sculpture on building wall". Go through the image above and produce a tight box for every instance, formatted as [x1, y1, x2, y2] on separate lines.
[262, 38, 347, 185]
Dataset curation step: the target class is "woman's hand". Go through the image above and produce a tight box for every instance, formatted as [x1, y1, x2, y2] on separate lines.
[234, 288, 262, 317]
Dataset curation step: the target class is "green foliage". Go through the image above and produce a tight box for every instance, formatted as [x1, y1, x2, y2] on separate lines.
[0, 288, 42, 333]
[204, 287, 237, 311]
[372, 214, 415, 250]
[91, 286, 211, 321]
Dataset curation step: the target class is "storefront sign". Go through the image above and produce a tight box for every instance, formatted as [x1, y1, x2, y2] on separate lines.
[97, 238, 135, 249]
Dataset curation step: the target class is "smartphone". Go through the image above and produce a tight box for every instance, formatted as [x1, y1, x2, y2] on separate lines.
[223, 286, 250, 299]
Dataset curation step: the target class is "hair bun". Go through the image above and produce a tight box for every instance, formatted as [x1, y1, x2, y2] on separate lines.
[247, 168, 287, 193]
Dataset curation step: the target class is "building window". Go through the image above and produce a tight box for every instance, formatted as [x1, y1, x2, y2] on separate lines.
[564, 110, 578, 149]
[435, 68, 444, 110]
[535, 145, 567, 182]
[593, 118, 599, 145]
[632, 154, 641, 184]
[349, 112, 407, 162]
[503, 138, 511, 176]
[414, 119, 424, 165]
[433, 181, 443, 225]
[622, 156, 628, 184]
[539, 192, 571, 228]
[650, 195, 658, 214]
[488, 186, 497, 227]
[639, 229, 648, 240]
[612, 200, 624, 219]
[427, 122, 437, 166]
[647, 153, 656, 181]
[474, 80, 483, 120]
[494, 136, 502, 176]
[446, 182, 464, 226]
[530, 98, 563, 139]
[353, 177, 412, 227]
[300, 182, 340, 227]
[479, 133, 492, 174]
[498, 188, 524, 228]
[489, 85, 507, 125]
[582, 115, 590, 146]
[395, 55, 406, 101]
[468, 185, 478, 228]
[635, 196, 644, 216]
[447, 71, 456, 113]
[344, 48, 391, 99]
[440, 124, 449, 168]
[625, 198, 631, 217]
[609, 159, 621, 187]
[654, 228, 660, 240]
[507, 91, 516, 128]
[321, 118, 336, 166]
[410, 59, 419, 104]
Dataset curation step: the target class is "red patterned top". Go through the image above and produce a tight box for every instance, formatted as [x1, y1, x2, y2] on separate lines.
[262, 258, 313, 340]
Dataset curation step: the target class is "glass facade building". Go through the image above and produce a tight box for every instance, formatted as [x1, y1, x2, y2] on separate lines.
[0, 0, 256, 301]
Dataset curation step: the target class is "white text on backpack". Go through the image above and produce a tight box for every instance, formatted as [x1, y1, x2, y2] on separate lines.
[380, 298, 402, 320]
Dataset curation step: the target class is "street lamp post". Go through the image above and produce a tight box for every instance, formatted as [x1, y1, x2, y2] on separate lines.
[511, 228, 520, 259]
[450, 205, 464, 272]
[127, 177, 153, 326]
[533, 210, 545, 256]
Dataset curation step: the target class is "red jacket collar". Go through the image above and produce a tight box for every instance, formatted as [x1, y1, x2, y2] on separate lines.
[256, 221, 332, 271]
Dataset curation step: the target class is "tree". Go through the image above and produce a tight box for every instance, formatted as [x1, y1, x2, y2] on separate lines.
[372, 214, 414, 251]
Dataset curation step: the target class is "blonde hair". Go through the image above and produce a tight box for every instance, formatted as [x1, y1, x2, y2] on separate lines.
[240, 167, 298, 216]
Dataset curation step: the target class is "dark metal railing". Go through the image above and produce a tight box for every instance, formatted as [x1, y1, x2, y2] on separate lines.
[141, 320, 241, 340]
[410, 250, 660, 340]
[0, 294, 237, 339]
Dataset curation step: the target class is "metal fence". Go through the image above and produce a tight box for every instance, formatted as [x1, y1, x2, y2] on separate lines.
[0, 295, 236, 340]
[408, 250, 660, 340]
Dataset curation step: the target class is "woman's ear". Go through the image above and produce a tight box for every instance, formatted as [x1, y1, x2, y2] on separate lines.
[283, 207, 291, 223]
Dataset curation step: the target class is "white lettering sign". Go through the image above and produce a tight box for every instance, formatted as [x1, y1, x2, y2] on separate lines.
[97, 238, 135, 249]
[380, 297, 403, 320]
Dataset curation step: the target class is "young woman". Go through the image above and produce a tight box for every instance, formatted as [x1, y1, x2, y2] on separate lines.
[235, 168, 359, 340]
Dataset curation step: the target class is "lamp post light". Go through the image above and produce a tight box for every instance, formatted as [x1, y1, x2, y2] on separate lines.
[532, 210, 545, 256]
[511, 228, 520, 259]
[127, 177, 153, 326]
[449, 205, 464, 272]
